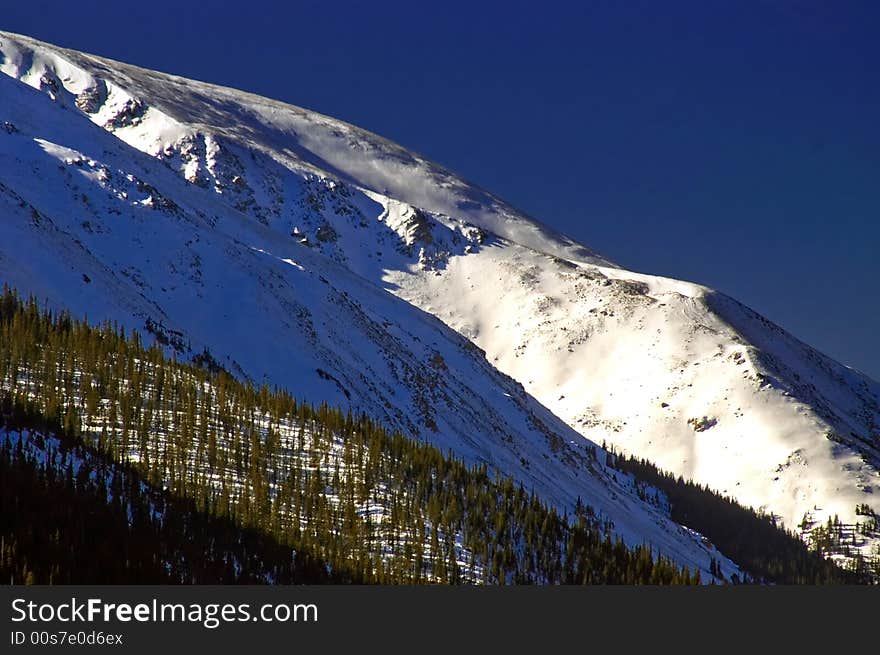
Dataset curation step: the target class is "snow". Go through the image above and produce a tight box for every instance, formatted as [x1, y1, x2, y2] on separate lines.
[2, 30, 878, 574]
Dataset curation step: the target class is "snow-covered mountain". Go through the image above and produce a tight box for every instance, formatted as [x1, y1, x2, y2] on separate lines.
[1, 31, 878, 572]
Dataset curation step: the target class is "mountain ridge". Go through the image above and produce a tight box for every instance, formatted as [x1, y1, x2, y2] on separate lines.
[1, 30, 878, 573]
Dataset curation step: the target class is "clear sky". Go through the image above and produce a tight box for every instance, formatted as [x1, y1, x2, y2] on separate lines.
[3, 1, 878, 379]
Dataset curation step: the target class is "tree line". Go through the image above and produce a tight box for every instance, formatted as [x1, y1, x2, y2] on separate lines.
[1, 287, 703, 585]
[605, 448, 873, 583]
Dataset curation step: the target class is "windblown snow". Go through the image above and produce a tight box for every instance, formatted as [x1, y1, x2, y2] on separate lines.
[1, 31, 879, 573]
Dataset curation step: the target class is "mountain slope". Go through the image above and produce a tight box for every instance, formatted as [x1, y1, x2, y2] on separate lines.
[1, 31, 878, 570]
[0, 32, 739, 578]
[2, 293, 729, 584]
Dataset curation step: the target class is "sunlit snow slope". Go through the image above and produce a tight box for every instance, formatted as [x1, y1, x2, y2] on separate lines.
[1, 31, 879, 568]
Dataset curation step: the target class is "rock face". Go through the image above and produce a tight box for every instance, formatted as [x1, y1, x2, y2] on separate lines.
[1, 30, 879, 569]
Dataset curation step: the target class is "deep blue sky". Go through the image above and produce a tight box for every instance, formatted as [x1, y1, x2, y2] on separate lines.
[4, 1, 879, 378]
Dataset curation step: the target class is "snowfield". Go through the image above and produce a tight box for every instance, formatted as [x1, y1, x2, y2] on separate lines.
[1, 31, 878, 573]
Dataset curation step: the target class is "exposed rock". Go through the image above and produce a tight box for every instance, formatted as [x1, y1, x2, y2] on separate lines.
[687, 416, 718, 432]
